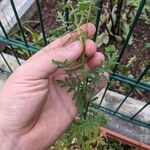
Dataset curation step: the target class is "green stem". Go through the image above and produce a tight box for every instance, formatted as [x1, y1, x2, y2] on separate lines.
[68, 1, 94, 120]
[69, 2, 87, 68]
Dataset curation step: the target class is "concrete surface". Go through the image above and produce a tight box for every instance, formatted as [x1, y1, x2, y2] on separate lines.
[96, 89, 150, 124]
[0, 52, 24, 89]
[95, 89, 150, 145]
[106, 114, 150, 145]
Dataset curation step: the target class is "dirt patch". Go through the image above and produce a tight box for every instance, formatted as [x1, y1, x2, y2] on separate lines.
[31, 0, 62, 32]
[119, 20, 150, 78]
[106, 20, 150, 102]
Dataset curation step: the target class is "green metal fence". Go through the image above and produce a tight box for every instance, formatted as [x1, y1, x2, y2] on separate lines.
[0, 0, 150, 128]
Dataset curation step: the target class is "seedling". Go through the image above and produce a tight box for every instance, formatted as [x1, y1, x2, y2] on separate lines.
[53, 0, 107, 120]
[51, 1, 112, 147]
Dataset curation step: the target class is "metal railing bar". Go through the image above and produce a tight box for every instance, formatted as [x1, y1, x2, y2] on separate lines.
[0, 22, 21, 65]
[114, 64, 150, 114]
[0, 68, 11, 75]
[98, 82, 111, 107]
[0, 37, 149, 90]
[92, 103, 150, 129]
[35, 0, 47, 46]
[113, 0, 146, 73]
[0, 53, 13, 73]
[10, 0, 28, 45]
[10, 0, 31, 56]
[112, 73, 150, 91]
[0, 46, 147, 86]
[0, 67, 3, 72]
[131, 101, 150, 120]
[0, 35, 39, 53]
[100, 106, 149, 129]
[93, 0, 103, 42]
[64, 0, 69, 28]
[98, 0, 146, 108]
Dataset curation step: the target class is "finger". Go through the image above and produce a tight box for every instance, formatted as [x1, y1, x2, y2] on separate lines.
[17, 41, 83, 79]
[85, 52, 105, 71]
[54, 49, 104, 81]
[84, 39, 96, 58]
[29, 23, 96, 61]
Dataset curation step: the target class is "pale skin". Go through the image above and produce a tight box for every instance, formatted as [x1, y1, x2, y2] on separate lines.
[0, 23, 106, 150]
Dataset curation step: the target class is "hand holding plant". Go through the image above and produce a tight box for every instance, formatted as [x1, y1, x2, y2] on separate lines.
[0, 23, 106, 150]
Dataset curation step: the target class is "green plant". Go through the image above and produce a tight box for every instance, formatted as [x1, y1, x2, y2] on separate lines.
[49, 122, 139, 150]
[102, 44, 119, 73]
[53, 0, 105, 119]
[96, 0, 146, 47]
[54, 111, 107, 149]
[8, 21, 43, 58]
[49, 0, 121, 149]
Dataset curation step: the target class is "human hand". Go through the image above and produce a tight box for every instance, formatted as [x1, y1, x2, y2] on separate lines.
[0, 23, 106, 150]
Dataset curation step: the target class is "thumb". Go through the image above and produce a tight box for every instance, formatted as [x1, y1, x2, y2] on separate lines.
[18, 41, 82, 79]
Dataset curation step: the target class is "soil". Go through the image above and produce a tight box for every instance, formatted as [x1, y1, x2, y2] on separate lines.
[123, 20, 150, 78]
[108, 20, 150, 102]
[31, 0, 62, 33]
[125, 20, 150, 101]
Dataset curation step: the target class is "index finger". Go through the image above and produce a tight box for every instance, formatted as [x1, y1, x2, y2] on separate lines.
[28, 23, 96, 61]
